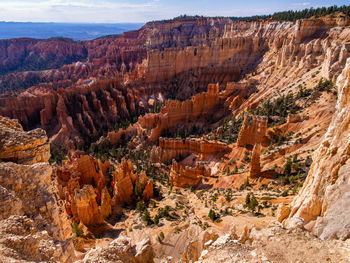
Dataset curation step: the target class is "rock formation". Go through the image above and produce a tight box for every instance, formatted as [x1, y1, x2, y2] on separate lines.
[56, 153, 154, 226]
[224, 80, 258, 112]
[56, 150, 111, 225]
[1, 15, 350, 149]
[285, 58, 350, 240]
[112, 158, 154, 207]
[237, 115, 268, 147]
[77, 236, 154, 263]
[0, 116, 74, 262]
[0, 116, 50, 164]
[138, 83, 222, 143]
[102, 83, 224, 148]
[170, 160, 211, 188]
[182, 230, 219, 263]
[151, 137, 230, 163]
[249, 144, 261, 178]
[0, 79, 150, 147]
[1, 13, 350, 261]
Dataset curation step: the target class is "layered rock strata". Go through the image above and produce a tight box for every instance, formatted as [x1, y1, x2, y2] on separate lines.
[0, 116, 50, 164]
[151, 137, 230, 163]
[1, 15, 350, 148]
[102, 83, 223, 148]
[139, 83, 222, 143]
[0, 79, 149, 146]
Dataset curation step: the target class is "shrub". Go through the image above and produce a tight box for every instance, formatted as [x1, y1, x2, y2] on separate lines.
[245, 192, 259, 212]
[240, 176, 250, 190]
[154, 214, 160, 225]
[283, 158, 293, 177]
[136, 201, 146, 214]
[281, 190, 289, 197]
[209, 209, 221, 222]
[72, 222, 83, 237]
[134, 182, 145, 200]
[142, 209, 153, 225]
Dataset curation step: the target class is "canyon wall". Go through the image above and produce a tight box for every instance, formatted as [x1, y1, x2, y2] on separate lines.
[0, 79, 151, 146]
[285, 58, 350, 240]
[1, 15, 350, 147]
[140, 83, 222, 142]
[0, 38, 87, 76]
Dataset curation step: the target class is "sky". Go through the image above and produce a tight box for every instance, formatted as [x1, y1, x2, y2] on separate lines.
[0, 0, 348, 23]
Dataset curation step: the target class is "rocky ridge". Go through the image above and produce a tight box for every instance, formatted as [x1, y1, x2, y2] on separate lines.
[0, 116, 74, 262]
[284, 58, 350, 240]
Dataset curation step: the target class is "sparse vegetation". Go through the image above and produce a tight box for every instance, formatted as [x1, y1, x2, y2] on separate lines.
[72, 222, 83, 237]
[209, 209, 221, 222]
[245, 192, 259, 213]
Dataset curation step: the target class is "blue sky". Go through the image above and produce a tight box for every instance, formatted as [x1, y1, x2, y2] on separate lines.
[0, 0, 348, 23]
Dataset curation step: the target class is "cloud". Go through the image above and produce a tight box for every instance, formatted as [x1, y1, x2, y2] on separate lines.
[292, 2, 311, 7]
[0, 0, 162, 22]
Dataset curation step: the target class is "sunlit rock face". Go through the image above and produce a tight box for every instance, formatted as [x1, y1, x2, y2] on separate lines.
[0, 116, 75, 262]
[285, 58, 350, 240]
[56, 153, 154, 226]
[0, 116, 50, 164]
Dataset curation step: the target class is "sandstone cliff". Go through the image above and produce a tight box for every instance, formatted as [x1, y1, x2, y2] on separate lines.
[0, 116, 74, 262]
[151, 137, 230, 164]
[237, 115, 269, 147]
[285, 58, 350, 240]
[1, 15, 350, 148]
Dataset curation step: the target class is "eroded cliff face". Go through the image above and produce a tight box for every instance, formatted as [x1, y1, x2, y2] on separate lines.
[0, 116, 74, 262]
[0, 79, 151, 147]
[151, 137, 230, 164]
[285, 58, 350, 240]
[102, 83, 223, 148]
[1, 14, 350, 262]
[0, 38, 87, 76]
[56, 153, 153, 227]
[1, 15, 350, 148]
[56, 150, 110, 226]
